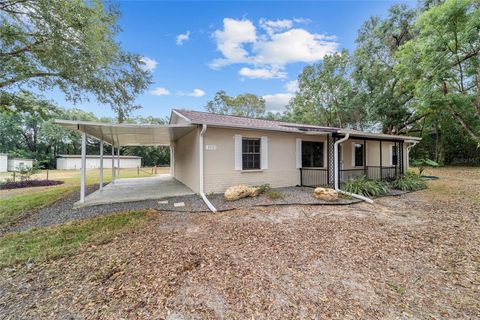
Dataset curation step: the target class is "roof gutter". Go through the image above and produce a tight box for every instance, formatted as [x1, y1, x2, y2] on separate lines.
[199, 124, 217, 212]
[334, 133, 374, 204]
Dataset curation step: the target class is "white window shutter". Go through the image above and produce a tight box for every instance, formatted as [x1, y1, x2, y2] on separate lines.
[296, 138, 302, 168]
[234, 134, 242, 170]
[261, 136, 268, 170]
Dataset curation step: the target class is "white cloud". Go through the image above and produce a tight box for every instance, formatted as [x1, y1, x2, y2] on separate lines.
[252, 29, 337, 65]
[259, 18, 292, 35]
[239, 67, 286, 79]
[263, 93, 294, 113]
[140, 56, 158, 72]
[210, 18, 257, 68]
[178, 88, 206, 97]
[285, 79, 299, 93]
[150, 87, 170, 96]
[210, 18, 338, 78]
[176, 31, 190, 45]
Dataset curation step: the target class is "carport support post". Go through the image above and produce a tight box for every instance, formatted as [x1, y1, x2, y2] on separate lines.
[99, 140, 104, 191]
[80, 132, 86, 203]
[117, 146, 121, 178]
[111, 143, 115, 182]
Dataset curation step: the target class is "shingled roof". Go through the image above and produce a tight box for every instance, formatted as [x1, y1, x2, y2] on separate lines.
[172, 109, 421, 141]
[172, 109, 339, 133]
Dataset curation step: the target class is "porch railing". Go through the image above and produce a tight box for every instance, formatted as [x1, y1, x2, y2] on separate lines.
[299, 166, 402, 187]
[299, 168, 328, 187]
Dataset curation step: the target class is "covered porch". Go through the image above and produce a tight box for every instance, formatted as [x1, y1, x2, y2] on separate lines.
[299, 133, 417, 188]
[55, 120, 197, 208]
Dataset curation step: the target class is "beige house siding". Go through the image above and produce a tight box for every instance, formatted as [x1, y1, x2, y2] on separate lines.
[173, 127, 200, 193]
[203, 127, 328, 193]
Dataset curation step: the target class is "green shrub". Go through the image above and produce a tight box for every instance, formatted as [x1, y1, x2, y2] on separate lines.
[255, 183, 271, 194]
[392, 171, 427, 191]
[410, 158, 440, 175]
[343, 176, 390, 197]
[266, 190, 283, 200]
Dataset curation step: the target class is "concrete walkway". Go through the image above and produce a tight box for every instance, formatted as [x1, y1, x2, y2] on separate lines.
[74, 174, 194, 208]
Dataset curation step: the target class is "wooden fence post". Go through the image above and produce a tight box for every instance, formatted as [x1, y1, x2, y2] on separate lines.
[137, 166, 139, 176]
[46, 169, 49, 181]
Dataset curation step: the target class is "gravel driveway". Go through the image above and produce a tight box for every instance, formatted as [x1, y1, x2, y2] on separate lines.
[5, 185, 407, 234]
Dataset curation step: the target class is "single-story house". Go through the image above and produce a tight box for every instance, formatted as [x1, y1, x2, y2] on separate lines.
[56, 155, 142, 170]
[56, 109, 420, 210]
[0, 155, 34, 172]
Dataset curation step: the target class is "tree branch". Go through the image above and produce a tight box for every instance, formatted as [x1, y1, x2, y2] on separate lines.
[0, 72, 61, 88]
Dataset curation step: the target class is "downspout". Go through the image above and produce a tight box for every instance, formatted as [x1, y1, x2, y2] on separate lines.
[199, 124, 217, 212]
[334, 133, 374, 204]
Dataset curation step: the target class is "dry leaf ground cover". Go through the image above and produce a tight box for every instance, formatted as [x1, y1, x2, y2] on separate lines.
[0, 167, 479, 319]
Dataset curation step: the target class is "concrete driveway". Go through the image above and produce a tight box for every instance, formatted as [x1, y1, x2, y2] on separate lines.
[75, 174, 194, 208]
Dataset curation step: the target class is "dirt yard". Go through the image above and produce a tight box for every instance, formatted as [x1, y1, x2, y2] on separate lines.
[0, 167, 479, 319]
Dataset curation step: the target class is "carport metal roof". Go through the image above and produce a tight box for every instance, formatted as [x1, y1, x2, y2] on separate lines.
[55, 120, 196, 146]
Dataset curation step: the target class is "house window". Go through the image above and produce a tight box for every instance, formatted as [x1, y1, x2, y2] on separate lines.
[354, 143, 364, 167]
[391, 145, 398, 166]
[242, 138, 260, 170]
[302, 141, 324, 167]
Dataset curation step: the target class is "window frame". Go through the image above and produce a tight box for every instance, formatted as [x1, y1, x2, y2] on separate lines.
[301, 140, 325, 168]
[391, 145, 398, 166]
[241, 137, 261, 170]
[353, 143, 364, 167]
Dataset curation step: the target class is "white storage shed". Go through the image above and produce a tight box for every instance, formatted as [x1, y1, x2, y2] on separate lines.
[0, 154, 7, 173]
[56, 155, 142, 170]
[7, 158, 34, 171]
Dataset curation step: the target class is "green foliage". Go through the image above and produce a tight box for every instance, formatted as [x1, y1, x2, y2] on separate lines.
[411, 158, 440, 175]
[353, 4, 421, 134]
[343, 176, 390, 197]
[206, 91, 266, 118]
[255, 183, 271, 194]
[266, 190, 284, 200]
[396, 0, 480, 145]
[287, 50, 365, 128]
[391, 172, 427, 191]
[0, 0, 152, 121]
[0, 210, 152, 268]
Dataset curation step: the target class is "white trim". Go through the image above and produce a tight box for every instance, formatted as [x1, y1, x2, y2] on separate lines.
[80, 132, 86, 203]
[234, 134, 242, 171]
[296, 138, 302, 169]
[199, 124, 217, 212]
[171, 110, 192, 124]
[260, 136, 268, 170]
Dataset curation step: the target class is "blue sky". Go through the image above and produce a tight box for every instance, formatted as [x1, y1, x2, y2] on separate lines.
[49, 0, 414, 119]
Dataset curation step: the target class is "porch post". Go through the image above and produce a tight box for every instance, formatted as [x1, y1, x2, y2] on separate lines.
[379, 140, 383, 180]
[117, 146, 121, 178]
[99, 140, 104, 191]
[80, 131, 86, 203]
[170, 145, 174, 177]
[111, 143, 115, 183]
[327, 134, 335, 188]
[363, 139, 367, 177]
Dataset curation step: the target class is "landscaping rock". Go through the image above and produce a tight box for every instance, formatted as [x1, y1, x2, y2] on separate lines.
[224, 185, 259, 201]
[313, 187, 338, 201]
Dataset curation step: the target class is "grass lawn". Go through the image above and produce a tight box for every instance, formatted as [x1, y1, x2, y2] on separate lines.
[0, 209, 155, 268]
[0, 167, 169, 229]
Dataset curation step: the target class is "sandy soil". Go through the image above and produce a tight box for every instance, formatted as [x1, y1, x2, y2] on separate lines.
[0, 167, 478, 319]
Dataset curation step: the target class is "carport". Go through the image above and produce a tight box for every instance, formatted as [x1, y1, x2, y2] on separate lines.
[55, 120, 199, 208]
